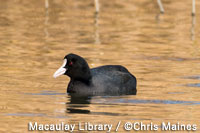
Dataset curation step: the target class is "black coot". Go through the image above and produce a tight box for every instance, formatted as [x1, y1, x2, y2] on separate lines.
[53, 53, 137, 95]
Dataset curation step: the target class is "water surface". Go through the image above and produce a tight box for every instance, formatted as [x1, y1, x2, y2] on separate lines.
[1, 0, 200, 132]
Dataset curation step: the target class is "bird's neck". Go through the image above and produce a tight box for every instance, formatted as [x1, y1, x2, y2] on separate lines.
[72, 70, 92, 85]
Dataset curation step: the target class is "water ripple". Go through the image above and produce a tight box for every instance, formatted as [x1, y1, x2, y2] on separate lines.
[96, 99, 200, 105]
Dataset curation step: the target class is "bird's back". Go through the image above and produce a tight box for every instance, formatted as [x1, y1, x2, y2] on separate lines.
[91, 65, 137, 95]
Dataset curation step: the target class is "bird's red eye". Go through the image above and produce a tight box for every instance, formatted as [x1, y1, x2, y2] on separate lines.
[69, 62, 73, 66]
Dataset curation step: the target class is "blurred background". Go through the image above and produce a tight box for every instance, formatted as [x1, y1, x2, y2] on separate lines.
[1, 0, 200, 132]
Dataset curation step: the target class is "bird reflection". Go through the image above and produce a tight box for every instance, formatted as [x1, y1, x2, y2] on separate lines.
[65, 90, 136, 114]
[66, 94, 92, 114]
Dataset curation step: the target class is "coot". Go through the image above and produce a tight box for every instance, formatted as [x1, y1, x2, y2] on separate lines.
[53, 53, 137, 95]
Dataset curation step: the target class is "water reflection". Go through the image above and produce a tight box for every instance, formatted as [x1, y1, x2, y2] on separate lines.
[155, 13, 163, 24]
[44, 0, 49, 39]
[191, 16, 195, 41]
[94, 12, 101, 44]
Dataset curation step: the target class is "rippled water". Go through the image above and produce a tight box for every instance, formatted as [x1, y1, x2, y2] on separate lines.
[1, 0, 200, 132]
